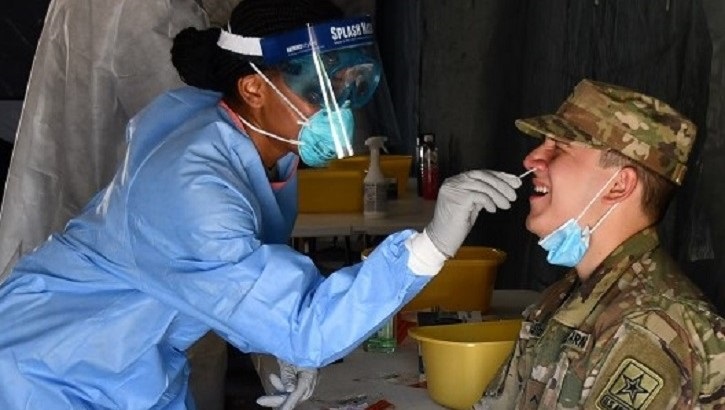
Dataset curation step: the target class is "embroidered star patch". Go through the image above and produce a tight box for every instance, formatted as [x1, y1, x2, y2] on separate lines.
[596, 358, 663, 410]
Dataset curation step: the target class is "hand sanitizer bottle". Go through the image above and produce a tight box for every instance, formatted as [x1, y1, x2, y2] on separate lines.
[363, 136, 388, 218]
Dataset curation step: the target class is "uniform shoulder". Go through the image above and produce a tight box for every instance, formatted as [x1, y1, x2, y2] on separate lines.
[612, 248, 711, 315]
[594, 249, 723, 376]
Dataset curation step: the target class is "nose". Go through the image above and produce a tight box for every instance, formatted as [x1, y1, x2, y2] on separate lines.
[523, 138, 555, 172]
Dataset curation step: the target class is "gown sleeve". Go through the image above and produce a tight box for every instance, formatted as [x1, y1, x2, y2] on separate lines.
[125, 125, 430, 367]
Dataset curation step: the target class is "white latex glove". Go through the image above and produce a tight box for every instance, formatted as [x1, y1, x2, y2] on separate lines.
[426, 170, 521, 257]
[256, 359, 318, 410]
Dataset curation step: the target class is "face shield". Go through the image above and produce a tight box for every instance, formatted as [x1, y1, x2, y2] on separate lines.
[261, 17, 382, 109]
[217, 16, 382, 164]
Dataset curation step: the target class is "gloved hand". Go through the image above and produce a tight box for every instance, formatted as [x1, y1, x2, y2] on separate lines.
[256, 359, 318, 410]
[426, 170, 521, 257]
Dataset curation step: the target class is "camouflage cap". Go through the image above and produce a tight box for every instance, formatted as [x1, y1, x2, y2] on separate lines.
[515, 79, 696, 185]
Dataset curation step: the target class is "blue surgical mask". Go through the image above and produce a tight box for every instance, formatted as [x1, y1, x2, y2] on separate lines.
[296, 108, 354, 167]
[538, 220, 591, 267]
[537, 170, 621, 267]
[236, 62, 355, 168]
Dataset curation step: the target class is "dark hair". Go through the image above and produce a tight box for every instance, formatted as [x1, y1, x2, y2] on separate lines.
[599, 149, 675, 223]
[171, 0, 344, 98]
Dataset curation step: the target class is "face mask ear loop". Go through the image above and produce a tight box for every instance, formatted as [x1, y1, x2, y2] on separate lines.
[236, 113, 302, 146]
[248, 62, 309, 125]
[575, 168, 622, 223]
[573, 168, 622, 242]
[307, 24, 346, 160]
[590, 202, 619, 234]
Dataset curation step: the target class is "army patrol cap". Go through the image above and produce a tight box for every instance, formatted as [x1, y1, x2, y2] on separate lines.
[515, 79, 696, 185]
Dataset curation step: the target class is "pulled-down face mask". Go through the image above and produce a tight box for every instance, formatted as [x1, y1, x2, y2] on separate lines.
[217, 16, 382, 167]
[538, 169, 621, 267]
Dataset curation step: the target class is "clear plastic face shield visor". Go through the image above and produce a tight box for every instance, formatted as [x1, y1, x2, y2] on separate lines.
[217, 16, 382, 161]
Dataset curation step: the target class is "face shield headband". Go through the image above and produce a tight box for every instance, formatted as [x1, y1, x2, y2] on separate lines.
[217, 16, 381, 109]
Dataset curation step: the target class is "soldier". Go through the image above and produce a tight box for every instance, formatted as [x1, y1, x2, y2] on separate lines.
[476, 79, 724, 409]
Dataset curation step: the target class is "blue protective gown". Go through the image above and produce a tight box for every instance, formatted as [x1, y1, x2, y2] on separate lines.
[0, 87, 430, 409]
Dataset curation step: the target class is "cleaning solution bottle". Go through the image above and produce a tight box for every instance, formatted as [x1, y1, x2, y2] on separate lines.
[363, 136, 388, 218]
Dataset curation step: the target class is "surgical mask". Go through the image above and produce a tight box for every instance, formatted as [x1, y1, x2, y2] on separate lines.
[236, 63, 354, 168]
[538, 169, 621, 267]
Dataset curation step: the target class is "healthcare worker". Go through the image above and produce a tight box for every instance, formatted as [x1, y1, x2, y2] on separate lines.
[0, 0, 523, 409]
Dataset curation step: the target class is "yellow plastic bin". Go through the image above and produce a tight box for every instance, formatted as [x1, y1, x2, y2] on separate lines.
[328, 155, 412, 198]
[404, 246, 506, 313]
[297, 169, 364, 213]
[408, 319, 522, 410]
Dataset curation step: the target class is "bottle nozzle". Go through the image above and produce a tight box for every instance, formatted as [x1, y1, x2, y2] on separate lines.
[365, 136, 388, 153]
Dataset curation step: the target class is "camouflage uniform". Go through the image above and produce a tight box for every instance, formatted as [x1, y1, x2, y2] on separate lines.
[476, 80, 725, 409]
[477, 228, 724, 409]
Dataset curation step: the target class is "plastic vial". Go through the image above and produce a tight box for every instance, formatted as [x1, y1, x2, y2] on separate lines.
[364, 317, 396, 353]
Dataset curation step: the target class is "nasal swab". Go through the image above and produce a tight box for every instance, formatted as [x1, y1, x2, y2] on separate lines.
[518, 168, 536, 178]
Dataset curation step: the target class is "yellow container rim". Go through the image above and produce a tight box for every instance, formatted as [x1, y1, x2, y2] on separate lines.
[408, 319, 522, 346]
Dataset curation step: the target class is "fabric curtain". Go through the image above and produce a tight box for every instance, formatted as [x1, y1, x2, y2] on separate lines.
[378, 0, 722, 313]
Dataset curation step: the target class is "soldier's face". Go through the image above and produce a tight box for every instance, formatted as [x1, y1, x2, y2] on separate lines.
[522, 137, 614, 238]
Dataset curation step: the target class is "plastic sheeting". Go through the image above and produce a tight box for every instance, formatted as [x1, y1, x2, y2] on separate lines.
[0, 0, 209, 281]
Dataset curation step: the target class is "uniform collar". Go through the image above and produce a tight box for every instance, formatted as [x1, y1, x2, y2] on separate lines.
[551, 227, 660, 328]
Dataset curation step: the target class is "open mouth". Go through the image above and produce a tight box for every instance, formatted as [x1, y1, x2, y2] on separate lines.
[531, 184, 549, 197]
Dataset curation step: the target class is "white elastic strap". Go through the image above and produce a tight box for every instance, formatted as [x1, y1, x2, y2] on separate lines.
[217, 30, 263, 56]
[248, 62, 309, 123]
[590, 202, 618, 233]
[575, 169, 622, 221]
[404, 230, 447, 276]
[306, 25, 346, 160]
[236, 114, 302, 146]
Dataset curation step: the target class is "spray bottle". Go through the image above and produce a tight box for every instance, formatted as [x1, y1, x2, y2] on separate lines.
[363, 136, 388, 218]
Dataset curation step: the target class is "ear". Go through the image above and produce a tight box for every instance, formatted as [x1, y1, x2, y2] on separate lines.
[237, 74, 265, 108]
[603, 167, 638, 203]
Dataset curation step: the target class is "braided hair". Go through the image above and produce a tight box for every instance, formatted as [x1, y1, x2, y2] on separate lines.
[171, 0, 344, 98]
